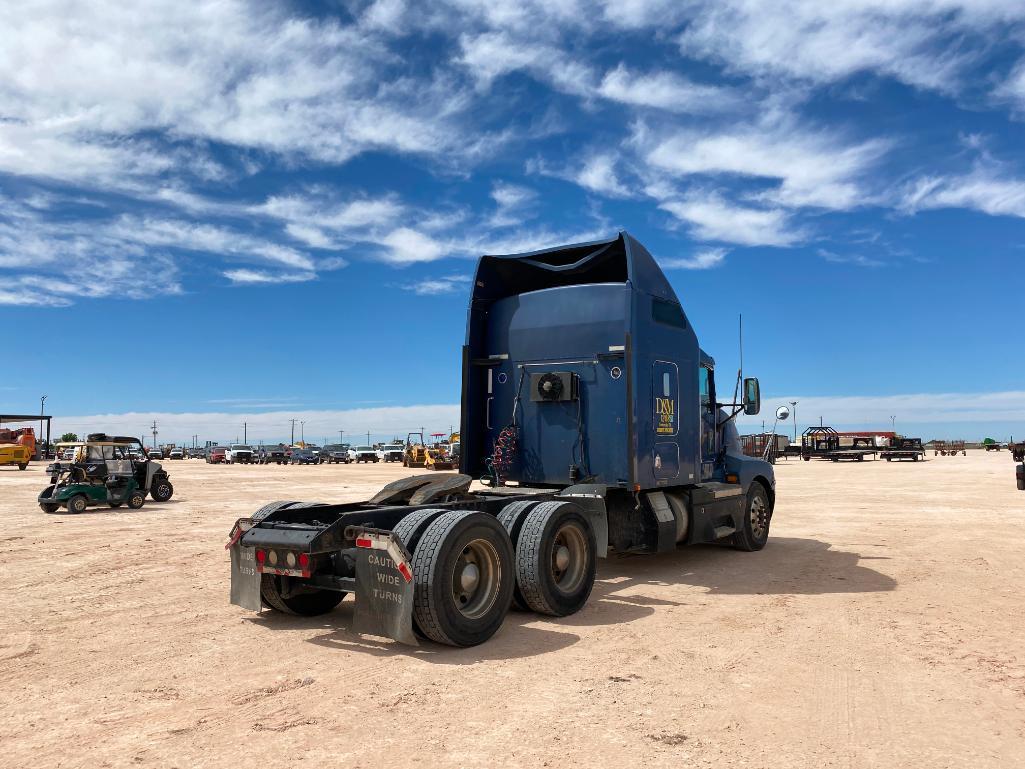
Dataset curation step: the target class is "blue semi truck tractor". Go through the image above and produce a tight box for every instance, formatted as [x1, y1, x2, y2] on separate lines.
[227, 232, 776, 647]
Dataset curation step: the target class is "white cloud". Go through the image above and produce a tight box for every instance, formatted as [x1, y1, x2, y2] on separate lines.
[50, 404, 464, 445]
[378, 228, 447, 264]
[740, 390, 1025, 433]
[598, 64, 740, 113]
[900, 167, 1025, 218]
[818, 249, 884, 268]
[659, 195, 803, 247]
[641, 122, 889, 211]
[660, 247, 728, 270]
[678, 0, 1025, 94]
[223, 269, 316, 284]
[489, 182, 537, 226]
[400, 275, 471, 295]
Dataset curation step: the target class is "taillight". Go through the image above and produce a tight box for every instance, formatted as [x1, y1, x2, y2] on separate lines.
[285, 552, 297, 568]
[268, 550, 278, 566]
[255, 549, 266, 564]
[299, 552, 310, 569]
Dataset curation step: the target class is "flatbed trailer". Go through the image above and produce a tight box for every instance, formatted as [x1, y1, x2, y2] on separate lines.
[228, 233, 776, 647]
[934, 440, 966, 456]
[880, 438, 925, 462]
[822, 448, 877, 462]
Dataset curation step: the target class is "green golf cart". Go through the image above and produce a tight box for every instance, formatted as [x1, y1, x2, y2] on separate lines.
[38, 433, 174, 514]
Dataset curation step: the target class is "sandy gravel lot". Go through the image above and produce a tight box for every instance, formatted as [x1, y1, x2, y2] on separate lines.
[1, 451, 1023, 768]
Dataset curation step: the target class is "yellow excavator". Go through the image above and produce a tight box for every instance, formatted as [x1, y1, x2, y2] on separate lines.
[0, 426, 36, 471]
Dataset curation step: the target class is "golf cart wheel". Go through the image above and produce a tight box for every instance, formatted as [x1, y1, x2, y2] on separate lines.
[39, 485, 59, 513]
[150, 479, 174, 502]
[127, 491, 146, 509]
[67, 494, 89, 514]
[260, 574, 345, 616]
[733, 482, 772, 552]
[411, 510, 514, 647]
[515, 501, 596, 617]
[497, 500, 543, 611]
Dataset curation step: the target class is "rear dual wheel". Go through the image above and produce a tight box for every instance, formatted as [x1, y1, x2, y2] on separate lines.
[407, 510, 514, 647]
[510, 501, 596, 617]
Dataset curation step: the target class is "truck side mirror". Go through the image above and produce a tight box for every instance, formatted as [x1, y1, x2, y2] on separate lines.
[743, 377, 761, 415]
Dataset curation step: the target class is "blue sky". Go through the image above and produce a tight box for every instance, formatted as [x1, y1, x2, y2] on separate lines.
[1, 0, 1024, 443]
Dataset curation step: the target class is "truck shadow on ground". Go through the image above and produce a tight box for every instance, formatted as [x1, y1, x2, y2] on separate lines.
[250, 535, 895, 660]
[254, 606, 581, 663]
[611, 535, 895, 595]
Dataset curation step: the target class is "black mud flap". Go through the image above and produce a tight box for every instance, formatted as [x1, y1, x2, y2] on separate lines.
[229, 542, 262, 611]
[227, 517, 262, 611]
[353, 530, 418, 646]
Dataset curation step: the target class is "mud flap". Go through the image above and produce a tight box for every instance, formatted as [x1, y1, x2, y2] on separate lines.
[353, 531, 418, 646]
[229, 542, 262, 611]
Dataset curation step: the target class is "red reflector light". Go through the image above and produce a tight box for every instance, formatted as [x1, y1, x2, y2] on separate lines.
[397, 561, 413, 583]
[255, 549, 266, 563]
[298, 552, 310, 568]
[355, 536, 372, 548]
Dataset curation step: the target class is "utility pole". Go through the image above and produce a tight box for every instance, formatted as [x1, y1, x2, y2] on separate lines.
[790, 401, 798, 442]
[366, 430, 371, 445]
[890, 415, 896, 433]
[339, 429, 344, 444]
[150, 420, 158, 450]
[290, 418, 297, 445]
[300, 420, 305, 444]
[243, 422, 247, 443]
[39, 395, 47, 459]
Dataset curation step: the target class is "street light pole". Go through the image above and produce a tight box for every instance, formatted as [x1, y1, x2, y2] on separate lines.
[890, 415, 896, 433]
[300, 420, 305, 444]
[790, 401, 798, 442]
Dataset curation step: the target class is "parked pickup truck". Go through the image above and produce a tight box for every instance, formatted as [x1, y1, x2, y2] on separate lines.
[226, 444, 255, 464]
[207, 446, 227, 464]
[350, 445, 379, 463]
[258, 446, 288, 465]
[377, 444, 404, 462]
[321, 444, 352, 464]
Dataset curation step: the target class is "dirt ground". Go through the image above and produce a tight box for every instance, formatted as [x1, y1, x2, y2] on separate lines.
[1, 451, 1024, 768]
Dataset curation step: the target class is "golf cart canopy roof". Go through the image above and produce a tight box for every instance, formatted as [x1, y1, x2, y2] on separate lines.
[57, 436, 143, 447]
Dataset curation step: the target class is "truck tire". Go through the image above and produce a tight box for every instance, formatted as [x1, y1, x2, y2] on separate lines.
[411, 510, 514, 646]
[260, 574, 345, 616]
[497, 500, 543, 610]
[18, 463, 27, 471]
[150, 479, 173, 502]
[514, 501, 596, 617]
[733, 482, 771, 552]
[67, 494, 89, 514]
[251, 500, 301, 522]
[393, 508, 450, 555]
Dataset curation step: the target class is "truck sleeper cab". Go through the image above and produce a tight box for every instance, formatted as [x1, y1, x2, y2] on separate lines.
[229, 232, 775, 648]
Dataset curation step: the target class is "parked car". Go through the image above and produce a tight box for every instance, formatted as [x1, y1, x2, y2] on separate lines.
[290, 448, 320, 465]
[168, 448, 184, 460]
[320, 444, 352, 464]
[258, 446, 287, 465]
[352, 445, 379, 463]
[225, 444, 254, 464]
[187, 448, 204, 459]
[147, 449, 163, 460]
[207, 446, 227, 464]
[377, 443, 404, 462]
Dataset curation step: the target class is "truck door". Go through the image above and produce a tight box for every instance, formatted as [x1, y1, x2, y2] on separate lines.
[699, 366, 717, 479]
[652, 361, 680, 480]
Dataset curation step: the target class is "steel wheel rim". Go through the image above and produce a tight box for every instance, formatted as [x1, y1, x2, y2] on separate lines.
[750, 495, 768, 539]
[451, 538, 501, 619]
[551, 523, 587, 595]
